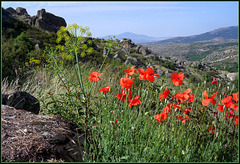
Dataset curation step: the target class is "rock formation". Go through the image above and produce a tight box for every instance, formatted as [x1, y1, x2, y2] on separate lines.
[3, 7, 67, 33]
[2, 91, 40, 114]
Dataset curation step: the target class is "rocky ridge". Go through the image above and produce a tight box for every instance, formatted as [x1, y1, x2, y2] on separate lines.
[4, 7, 67, 32]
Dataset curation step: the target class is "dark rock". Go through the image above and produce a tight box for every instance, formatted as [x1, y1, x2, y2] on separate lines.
[3, 91, 40, 114]
[113, 51, 124, 62]
[2, 105, 84, 162]
[6, 7, 16, 14]
[138, 46, 152, 55]
[37, 9, 66, 28]
[16, 7, 29, 16]
[35, 18, 59, 32]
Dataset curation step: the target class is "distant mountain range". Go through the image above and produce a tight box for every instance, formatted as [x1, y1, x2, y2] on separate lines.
[100, 32, 172, 44]
[145, 26, 238, 45]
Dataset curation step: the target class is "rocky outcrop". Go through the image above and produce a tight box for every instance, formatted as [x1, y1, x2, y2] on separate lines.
[120, 38, 152, 55]
[2, 105, 85, 162]
[16, 7, 28, 16]
[2, 91, 40, 114]
[34, 9, 67, 32]
[6, 7, 17, 14]
[3, 7, 67, 33]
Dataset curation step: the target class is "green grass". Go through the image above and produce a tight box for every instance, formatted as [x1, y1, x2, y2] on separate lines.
[3, 60, 238, 162]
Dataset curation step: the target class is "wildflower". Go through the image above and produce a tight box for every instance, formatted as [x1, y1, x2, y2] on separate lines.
[88, 72, 101, 82]
[233, 104, 238, 111]
[154, 103, 171, 122]
[211, 78, 218, 85]
[114, 119, 118, 125]
[129, 96, 142, 107]
[187, 94, 194, 103]
[99, 85, 110, 93]
[137, 68, 145, 80]
[177, 115, 189, 123]
[234, 115, 238, 125]
[171, 72, 185, 86]
[221, 95, 232, 104]
[202, 90, 217, 107]
[217, 104, 224, 112]
[120, 77, 135, 89]
[175, 88, 191, 101]
[184, 108, 191, 114]
[232, 92, 238, 103]
[124, 66, 137, 76]
[116, 89, 132, 101]
[116, 132, 119, 136]
[154, 112, 168, 123]
[143, 67, 160, 82]
[160, 87, 170, 101]
[174, 104, 181, 110]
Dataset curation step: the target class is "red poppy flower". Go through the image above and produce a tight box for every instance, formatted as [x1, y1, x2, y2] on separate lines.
[143, 67, 160, 82]
[137, 68, 145, 80]
[217, 104, 224, 112]
[114, 119, 118, 125]
[124, 66, 137, 76]
[177, 115, 189, 123]
[226, 101, 235, 109]
[173, 104, 181, 109]
[120, 77, 135, 89]
[171, 72, 185, 86]
[232, 92, 238, 103]
[234, 115, 238, 125]
[116, 89, 132, 101]
[128, 96, 141, 107]
[137, 67, 160, 82]
[160, 87, 170, 101]
[184, 108, 191, 114]
[99, 85, 110, 93]
[211, 78, 218, 85]
[154, 103, 171, 123]
[175, 88, 191, 101]
[187, 94, 194, 103]
[221, 95, 232, 104]
[88, 72, 101, 82]
[234, 104, 238, 111]
[154, 112, 168, 123]
[202, 90, 218, 107]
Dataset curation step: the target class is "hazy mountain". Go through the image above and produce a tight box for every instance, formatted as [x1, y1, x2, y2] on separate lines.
[145, 26, 238, 45]
[100, 32, 172, 44]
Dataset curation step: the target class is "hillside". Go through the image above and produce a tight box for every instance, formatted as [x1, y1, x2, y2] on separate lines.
[2, 7, 238, 86]
[100, 32, 172, 44]
[145, 26, 238, 45]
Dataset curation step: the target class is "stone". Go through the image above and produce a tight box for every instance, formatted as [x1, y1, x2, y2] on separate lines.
[6, 7, 16, 14]
[16, 7, 29, 16]
[138, 46, 152, 55]
[113, 51, 124, 62]
[2, 105, 85, 162]
[120, 38, 135, 49]
[227, 73, 238, 81]
[34, 9, 67, 32]
[35, 43, 40, 50]
[2, 91, 40, 114]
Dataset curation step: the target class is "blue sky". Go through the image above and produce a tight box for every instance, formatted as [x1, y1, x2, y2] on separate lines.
[2, 1, 238, 38]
